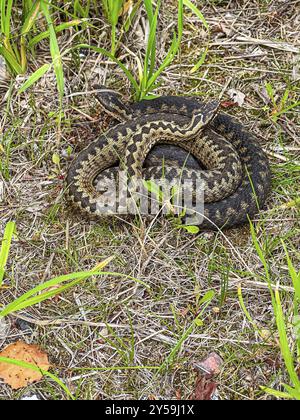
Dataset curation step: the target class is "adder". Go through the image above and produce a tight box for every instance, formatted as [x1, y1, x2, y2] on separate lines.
[66, 86, 271, 229]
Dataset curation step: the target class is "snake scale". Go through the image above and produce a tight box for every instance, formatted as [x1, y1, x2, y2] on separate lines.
[66, 86, 271, 229]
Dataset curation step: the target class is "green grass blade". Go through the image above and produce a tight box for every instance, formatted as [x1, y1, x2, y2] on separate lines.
[282, 241, 300, 301]
[111, 0, 124, 26]
[73, 43, 139, 92]
[191, 46, 208, 73]
[250, 222, 273, 291]
[0, 221, 15, 286]
[265, 81, 275, 104]
[21, 0, 41, 35]
[143, 0, 154, 24]
[183, 2, 209, 74]
[22, 0, 34, 17]
[0, 0, 5, 34]
[3, 0, 13, 37]
[102, 0, 125, 55]
[238, 284, 267, 340]
[279, 88, 290, 111]
[141, 0, 160, 92]
[0, 357, 75, 400]
[2, 276, 93, 314]
[146, 32, 178, 93]
[273, 101, 300, 119]
[74, 0, 85, 18]
[28, 20, 83, 48]
[0, 271, 95, 317]
[158, 290, 215, 373]
[275, 289, 300, 390]
[0, 46, 23, 74]
[18, 63, 51, 94]
[144, 0, 183, 97]
[145, 0, 160, 76]
[101, 0, 109, 17]
[40, 0, 64, 101]
[282, 384, 300, 400]
[0, 268, 148, 318]
[238, 285, 256, 325]
[253, 226, 300, 399]
[124, 0, 141, 32]
[183, 0, 209, 30]
[198, 290, 215, 305]
[177, 0, 184, 42]
[261, 386, 294, 399]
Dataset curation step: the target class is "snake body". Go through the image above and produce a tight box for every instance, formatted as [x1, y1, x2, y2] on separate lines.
[66, 88, 271, 229]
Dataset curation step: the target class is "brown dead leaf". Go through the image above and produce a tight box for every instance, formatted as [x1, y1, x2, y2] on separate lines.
[221, 100, 237, 108]
[0, 341, 50, 390]
[212, 21, 233, 37]
[120, 0, 134, 16]
[190, 374, 217, 400]
[179, 307, 189, 317]
[196, 352, 224, 375]
[175, 389, 181, 400]
[43, 285, 61, 303]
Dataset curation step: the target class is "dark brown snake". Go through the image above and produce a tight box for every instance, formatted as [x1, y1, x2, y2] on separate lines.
[66, 87, 271, 229]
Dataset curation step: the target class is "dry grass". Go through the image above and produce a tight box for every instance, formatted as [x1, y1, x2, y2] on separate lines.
[0, 0, 299, 400]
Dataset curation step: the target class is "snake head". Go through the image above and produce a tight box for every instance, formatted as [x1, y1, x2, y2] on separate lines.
[93, 85, 131, 121]
[188, 100, 220, 135]
[201, 100, 220, 125]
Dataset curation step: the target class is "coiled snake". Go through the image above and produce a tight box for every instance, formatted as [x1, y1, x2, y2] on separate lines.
[66, 86, 271, 229]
